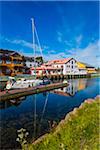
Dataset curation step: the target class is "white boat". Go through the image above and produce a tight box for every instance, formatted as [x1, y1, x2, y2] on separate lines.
[6, 18, 50, 90]
[6, 77, 43, 89]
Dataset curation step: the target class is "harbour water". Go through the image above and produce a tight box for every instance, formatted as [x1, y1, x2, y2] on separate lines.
[0, 77, 99, 149]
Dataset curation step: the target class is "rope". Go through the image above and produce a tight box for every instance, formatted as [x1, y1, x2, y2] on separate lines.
[34, 26, 49, 78]
[31, 18, 36, 79]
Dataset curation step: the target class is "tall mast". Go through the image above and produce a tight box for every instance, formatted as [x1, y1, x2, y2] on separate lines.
[31, 18, 36, 79]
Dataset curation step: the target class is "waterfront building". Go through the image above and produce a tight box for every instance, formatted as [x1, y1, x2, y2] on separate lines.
[82, 63, 96, 74]
[30, 65, 62, 76]
[77, 62, 96, 74]
[30, 58, 95, 76]
[24, 56, 36, 68]
[24, 56, 43, 68]
[45, 58, 79, 75]
[77, 62, 87, 75]
[0, 49, 25, 76]
[45, 58, 97, 75]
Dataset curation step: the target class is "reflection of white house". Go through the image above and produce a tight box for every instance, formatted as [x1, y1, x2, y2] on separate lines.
[54, 78, 88, 96]
[66, 78, 88, 95]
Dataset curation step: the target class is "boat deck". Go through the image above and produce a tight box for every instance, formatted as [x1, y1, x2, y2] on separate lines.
[0, 82, 68, 101]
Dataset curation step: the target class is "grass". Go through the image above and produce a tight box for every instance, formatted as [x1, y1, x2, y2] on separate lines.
[27, 96, 99, 150]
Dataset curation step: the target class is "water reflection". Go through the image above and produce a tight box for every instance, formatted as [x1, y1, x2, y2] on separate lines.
[0, 93, 51, 149]
[53, 78, 88, 96]
[0, 78, 99, 149]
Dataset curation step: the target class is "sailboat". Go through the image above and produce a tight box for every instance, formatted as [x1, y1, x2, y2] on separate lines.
[6, 18, 46, 90]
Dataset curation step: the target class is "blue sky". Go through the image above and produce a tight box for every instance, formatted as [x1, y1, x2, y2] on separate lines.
[0, 1, 99, 67]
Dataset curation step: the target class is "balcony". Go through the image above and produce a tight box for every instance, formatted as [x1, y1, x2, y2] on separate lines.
[12, 57, 23, 60]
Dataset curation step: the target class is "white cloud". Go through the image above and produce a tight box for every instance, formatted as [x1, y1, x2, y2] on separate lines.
[44, 52, 69, 61]
[75, 34, 83, 46]
[5, 38, 37, 49]
[44, 40, 100, 67]
[57, 31, 63, 43]
[68, 40, 100, 67]
[4, 38, 49, 55]
[57, 31, 83, 49]
[1, 36, 99, 67]
[64, 40, 73, 47]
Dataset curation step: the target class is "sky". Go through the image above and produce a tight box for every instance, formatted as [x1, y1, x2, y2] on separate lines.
[0, 1, 99, 67]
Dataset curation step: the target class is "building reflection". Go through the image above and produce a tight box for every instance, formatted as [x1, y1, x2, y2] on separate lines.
[0, 79, 88, 110]
[0, 77, 98, 149]
[53, 78, 88, 96]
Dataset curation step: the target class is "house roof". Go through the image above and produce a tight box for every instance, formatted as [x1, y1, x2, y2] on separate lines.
[0, 49, 21, 57]
[46, 58, 74, 65]
[77, 62, 86, 69]
[80, 62, 95, 68]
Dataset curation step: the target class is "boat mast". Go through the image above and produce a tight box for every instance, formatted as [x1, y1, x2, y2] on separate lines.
[31, 18, 36, 79]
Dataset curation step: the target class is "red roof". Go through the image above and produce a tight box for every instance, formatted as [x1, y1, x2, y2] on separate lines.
[46, 58, 72, 65]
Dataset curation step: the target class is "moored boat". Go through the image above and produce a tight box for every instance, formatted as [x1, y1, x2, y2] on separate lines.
[6, 77, 43, 89]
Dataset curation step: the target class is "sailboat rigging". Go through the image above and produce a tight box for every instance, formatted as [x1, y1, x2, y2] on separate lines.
[6, 18, 50, 90]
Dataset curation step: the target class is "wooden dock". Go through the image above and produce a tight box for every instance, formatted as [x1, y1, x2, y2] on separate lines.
[0, 82, 68, 101]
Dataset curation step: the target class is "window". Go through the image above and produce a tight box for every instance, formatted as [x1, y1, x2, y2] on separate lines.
[72, 61, 73, 64]
[36, 71, 39, 74]
[6, 59, 11, 64]
[72, 66, 73, 69]
[43, 71, 45, 74]
[0, 55, 2, 63]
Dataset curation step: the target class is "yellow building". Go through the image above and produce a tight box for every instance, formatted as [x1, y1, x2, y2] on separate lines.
[0, 49, 25, 76]
[77, 62, 87, 75]
[86, 68, 96, 74]
[77, 62, 86, 69]
[77, 62, 96, 74]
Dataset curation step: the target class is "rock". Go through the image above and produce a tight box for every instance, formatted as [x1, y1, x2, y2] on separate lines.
[85, 99, 94, 104]
[95, 95, 100, 100]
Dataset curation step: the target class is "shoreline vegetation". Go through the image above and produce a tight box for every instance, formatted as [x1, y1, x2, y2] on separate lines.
[25, 95, 100, 150]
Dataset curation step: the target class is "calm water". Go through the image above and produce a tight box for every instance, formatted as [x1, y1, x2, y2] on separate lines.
[0, 77, 99, 149]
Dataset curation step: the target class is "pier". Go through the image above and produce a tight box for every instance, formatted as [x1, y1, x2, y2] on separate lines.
[0, 82, 68, 101]
[37, 74, 91, 80]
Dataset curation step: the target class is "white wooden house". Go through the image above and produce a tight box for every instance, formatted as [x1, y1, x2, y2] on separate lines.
[46, 58, 87, 75]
